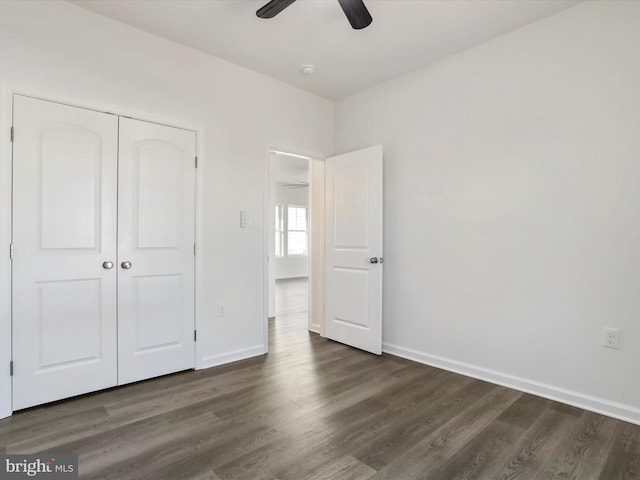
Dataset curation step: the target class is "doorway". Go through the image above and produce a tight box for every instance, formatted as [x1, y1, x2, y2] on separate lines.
[268, 151, 311, 336]
[263, 145, 382, 355]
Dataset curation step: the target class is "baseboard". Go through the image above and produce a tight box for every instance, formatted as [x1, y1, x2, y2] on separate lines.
[198, 344, 266, 370]
[383, 342, 640, 426]
[309, 323, 321, 334]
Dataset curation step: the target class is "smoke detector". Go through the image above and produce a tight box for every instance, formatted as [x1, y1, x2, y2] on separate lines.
[300, 64, 315, 76]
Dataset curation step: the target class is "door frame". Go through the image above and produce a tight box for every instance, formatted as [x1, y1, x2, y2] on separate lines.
[0, 87, 203, 419]
[262, 145, 325, 352]
[0, 85, 13, 419]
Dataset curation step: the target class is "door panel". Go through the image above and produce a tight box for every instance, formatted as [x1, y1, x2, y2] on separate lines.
[117, 118, 196, 385]
[135, 142, 183, 249]
[133, 274, 183, 351]
[40, 127, 101, 250]
[12, 95, 118, 410]
[334, 167, 369, 248]
[325, 145, 383, 355]
[333, 268, 369, 328]
[38, 279, 103, 367]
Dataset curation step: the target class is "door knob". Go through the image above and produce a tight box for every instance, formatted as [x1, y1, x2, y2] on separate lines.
[369, 257, 379, 264]
[121, 261, 132, 270]
[102, 261, 114, 269]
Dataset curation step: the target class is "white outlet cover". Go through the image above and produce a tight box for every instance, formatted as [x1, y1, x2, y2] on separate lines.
[602, 327, 620, 349]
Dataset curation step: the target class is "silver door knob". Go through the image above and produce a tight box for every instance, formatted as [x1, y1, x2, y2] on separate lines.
[121, 261, 132, 270]
[369, 257, 379, 264]
[102, 261, 114, 269]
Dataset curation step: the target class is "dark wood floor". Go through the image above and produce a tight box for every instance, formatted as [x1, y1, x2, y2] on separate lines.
[1, 277, 639, 479]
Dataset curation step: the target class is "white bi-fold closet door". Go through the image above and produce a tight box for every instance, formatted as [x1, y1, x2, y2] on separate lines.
[11, 95, 196, 410]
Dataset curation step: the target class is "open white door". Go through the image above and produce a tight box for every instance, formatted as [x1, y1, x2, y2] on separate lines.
[117, 118, 196, 385]
[325, 145, 383, 354]
[12, 95, 119, 409]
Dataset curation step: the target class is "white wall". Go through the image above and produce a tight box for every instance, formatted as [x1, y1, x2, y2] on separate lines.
[335, 1, 640, 424]
[0, 0, 333, 417]
[275, 183, 309, 279]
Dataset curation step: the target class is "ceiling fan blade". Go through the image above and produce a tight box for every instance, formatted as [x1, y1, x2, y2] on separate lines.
[256, 0, 297, 19]
[282, 182, 310, 188]
[337, 0, 373, 29]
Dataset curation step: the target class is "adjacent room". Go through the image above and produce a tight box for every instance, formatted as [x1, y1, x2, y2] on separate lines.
[1, 0, 639, 478]
[269, 151, 311, 331]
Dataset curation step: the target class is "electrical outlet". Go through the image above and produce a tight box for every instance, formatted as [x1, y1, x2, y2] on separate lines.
[602, 327, 620, 349]
[218, 303, 226, 317]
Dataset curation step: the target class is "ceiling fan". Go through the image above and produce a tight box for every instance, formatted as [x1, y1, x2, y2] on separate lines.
[257, 0, 373, 30]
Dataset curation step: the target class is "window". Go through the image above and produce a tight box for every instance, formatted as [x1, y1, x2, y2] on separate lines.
[275, 204, 284, 257]
[287, 206, 308, 256]
[275, 204, 308, 257]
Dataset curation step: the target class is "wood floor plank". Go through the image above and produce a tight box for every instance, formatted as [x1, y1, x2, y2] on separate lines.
[352, 376, 491, 470]
[369, 385, 523, 479]
[441, 402, 573, 480]
[190, 472, 222, 480]
[306, 455, 376, 480]
[78, 410, 220, 479]
[205, 383, 402, 479]
[495, 392, 553, 430]
[426, 419, 517, 480]
[280, 398, 390, 473]
[1, 278, 638, 479]
[598, 420, 640, 479]
[0, 406, 110, 452]
[539, 411, 619, 479]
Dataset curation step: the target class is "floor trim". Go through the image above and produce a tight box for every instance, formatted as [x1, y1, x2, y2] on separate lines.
[383, 342, 640, 426]
[198, 344, 266, 370]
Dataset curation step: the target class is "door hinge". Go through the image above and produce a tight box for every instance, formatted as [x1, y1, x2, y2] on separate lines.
[194, 243, 196, 256]
[194, 330, 197, 342]
[9, 243, 14, 260]
[195, 156, 198, 168]
[10, 361, 13, 376]
[10, 126, 14, 143]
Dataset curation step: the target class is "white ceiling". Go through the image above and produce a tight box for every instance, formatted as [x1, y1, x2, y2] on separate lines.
[71, 0, 581, 100]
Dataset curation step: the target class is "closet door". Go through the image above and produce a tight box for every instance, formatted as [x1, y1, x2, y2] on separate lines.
[12, 96, 119, 410]
[117, 118, 196, 385]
